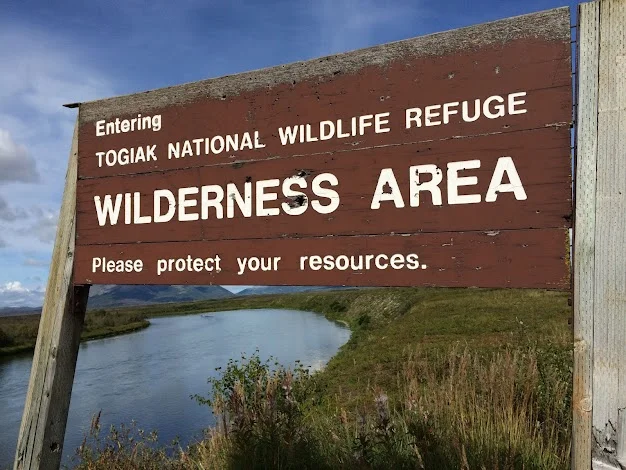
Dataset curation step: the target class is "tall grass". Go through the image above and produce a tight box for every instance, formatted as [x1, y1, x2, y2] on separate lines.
[75, 344, 571, 470]
[73, 413, 187, 470]
[191, 352, 326, 470]
[398, 345, 571, 469]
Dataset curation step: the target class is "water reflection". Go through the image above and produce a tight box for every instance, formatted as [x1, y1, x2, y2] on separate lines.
[0, 309, 350, 467]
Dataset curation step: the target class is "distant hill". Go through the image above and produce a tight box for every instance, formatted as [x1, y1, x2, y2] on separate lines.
[0, 306, 41, 317]
[87, 285, 234, 309]
[2, 285, 353, 314]
[235, 286, 354, 296]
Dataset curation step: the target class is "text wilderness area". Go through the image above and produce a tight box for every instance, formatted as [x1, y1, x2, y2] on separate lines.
[74, 7, 572, 289]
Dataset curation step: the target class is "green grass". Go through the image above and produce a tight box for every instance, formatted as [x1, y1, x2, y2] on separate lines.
[1, 287, 573, 468]
[0, 313, 150, 357]
[1, 289, 572, 400]
[311, 288, 571, 408]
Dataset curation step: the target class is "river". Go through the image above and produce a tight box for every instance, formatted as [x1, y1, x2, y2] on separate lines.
[0, 309, 351, 468]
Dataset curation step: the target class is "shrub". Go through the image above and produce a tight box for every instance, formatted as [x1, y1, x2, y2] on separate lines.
[0, 327, 13, 347]
[309, 345, 571, 470]
[73, 411, 187, 470]
[73, 345, 571, 470]
[400, 345, 571, 469]
[328, 300, 348, 313]
[193, 351, 327, 469]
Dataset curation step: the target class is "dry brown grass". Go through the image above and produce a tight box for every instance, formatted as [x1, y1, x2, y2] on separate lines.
[70, 287, 571, 469]
[398, 345, 571, 469]
[75, 345, 571, 470]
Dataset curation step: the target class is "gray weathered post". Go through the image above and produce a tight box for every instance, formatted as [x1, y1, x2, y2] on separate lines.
[574, 0, 626, 468]
[13, 119, 90, 470]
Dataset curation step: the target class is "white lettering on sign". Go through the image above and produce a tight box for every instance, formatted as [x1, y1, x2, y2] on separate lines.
[88, 90, 534, 232]
[168, 131, 266, 159]
[95, 114, 162, 136]
[156, 255, 222, 276]
[299, 253, 426, 271]
[93, 173, 340, 226]
[236, 256, 282, 275]
[278, 112, 392, 145]
[92, 257, 143, 273]
[94, 194, 122, 226]
[90, 91, 530, 173]
[93, 156, 528, 227]
[96, 145, 157, 168]
[405, 92, 527, 129]
[447, 160, 482, 205]
[282, 177, 308, 216]
[370, 169, 405, 210]
[370, 157, 526, 209]
[485, 156, 528, 202]
[410, 164, 443, 207]
[310, 173, 340, 214]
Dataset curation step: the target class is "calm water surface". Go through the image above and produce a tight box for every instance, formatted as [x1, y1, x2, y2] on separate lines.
[0, 309, 350, 468]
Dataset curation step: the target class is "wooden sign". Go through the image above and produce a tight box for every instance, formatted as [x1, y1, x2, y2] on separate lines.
[74, 7, 572, 288]
[18, 4, 626, 470]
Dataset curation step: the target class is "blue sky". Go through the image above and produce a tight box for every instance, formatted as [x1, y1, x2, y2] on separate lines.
[0, 0, 578, 306]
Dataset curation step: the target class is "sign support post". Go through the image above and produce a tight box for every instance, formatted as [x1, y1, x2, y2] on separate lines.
[574, 0, 626, 468]
[13, 120, 90, 470]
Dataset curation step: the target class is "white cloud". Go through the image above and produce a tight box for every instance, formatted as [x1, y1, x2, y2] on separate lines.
[0, 24, 114, 191]
[0, 194, 27, 221]
[0, 25, 113, 119]
[1, 281, 29, 293]
[0, 197, 58, 248]
[0, 129, 39, 183]
[27, 210, 58, 244]
[0, 22, 113, 268]
[0, 281, 44, 307]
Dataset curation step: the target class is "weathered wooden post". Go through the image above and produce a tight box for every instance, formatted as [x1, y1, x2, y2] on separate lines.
[574, 0, 626, 468]
[13, 120, 90, 470]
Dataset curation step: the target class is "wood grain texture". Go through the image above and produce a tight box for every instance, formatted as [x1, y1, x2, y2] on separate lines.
[14, 123, 90, 470]
[72, 7, 573, 292]
[76, 38, 571, 179]
[76, 8, 570, 125]
[574, 2, 600, 469]
[73, 229, 570, 288]
[76, 127, 572, 246]
[591, 0, 626, 467]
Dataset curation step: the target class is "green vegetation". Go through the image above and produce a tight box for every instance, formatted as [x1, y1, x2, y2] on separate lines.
[2, 287, 573, 468]
[0, 310, 149, 357]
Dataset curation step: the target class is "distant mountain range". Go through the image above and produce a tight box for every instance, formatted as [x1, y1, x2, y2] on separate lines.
[0, 285, 352, 317]
[87, 285, 234, 309]
[0, 306, 41, 317]
[236, 286, 353, 296]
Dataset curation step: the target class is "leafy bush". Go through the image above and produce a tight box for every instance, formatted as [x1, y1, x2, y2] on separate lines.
[74, 344, 571, 470]
[0, 327, 13, 347]
[328, 300, 348, 313]
[68, 287, 572, 469]
[193, 351, 327, 469]
[73, 412, 187, 470]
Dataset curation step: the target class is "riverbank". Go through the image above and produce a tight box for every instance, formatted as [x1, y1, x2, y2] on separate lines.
[2, 287, 573, 468]
[0, 315, 150, 357]
[0, 288, 390, 357]
[1, 287, 570, 358]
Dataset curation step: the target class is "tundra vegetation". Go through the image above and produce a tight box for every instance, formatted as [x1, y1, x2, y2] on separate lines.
[1, 287, 572, 469]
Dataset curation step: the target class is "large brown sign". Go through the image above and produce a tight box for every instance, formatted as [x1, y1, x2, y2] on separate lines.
[74, 7, 572, 288]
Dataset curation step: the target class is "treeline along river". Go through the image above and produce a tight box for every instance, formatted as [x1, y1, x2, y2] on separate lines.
[0, 309, 351, 468]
